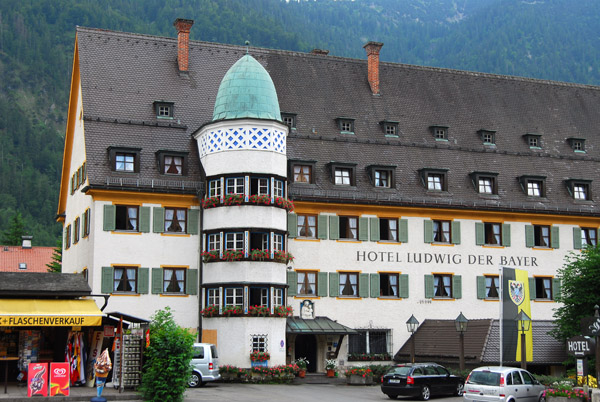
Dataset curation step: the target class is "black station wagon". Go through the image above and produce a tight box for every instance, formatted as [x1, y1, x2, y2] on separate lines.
[381, 363, 465, 400]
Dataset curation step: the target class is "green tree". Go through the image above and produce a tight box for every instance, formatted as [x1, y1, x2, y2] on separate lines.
[551, 245, 600, 341]
[2, 212, 26, 245]
[139, 307, 194, 402]
[46, 237, 62, 273]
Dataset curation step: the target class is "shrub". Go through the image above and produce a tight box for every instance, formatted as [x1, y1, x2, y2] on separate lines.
[139, 307, 195, 402]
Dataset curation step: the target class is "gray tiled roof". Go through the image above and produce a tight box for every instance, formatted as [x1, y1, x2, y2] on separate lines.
[76, 27, 600, 214]
[0, 272, 92, 297]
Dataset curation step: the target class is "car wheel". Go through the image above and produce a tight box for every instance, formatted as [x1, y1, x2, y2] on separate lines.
[188, 372, 201, 388]
[456, 382, 465, 396]
[386, 395, 398, 400]
[420, 385, 431, 401]
[539, 396, 546, 402]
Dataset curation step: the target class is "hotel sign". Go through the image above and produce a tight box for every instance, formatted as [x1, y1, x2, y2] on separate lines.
[357, 251, 538, 267]
[566, 336, 595, 357]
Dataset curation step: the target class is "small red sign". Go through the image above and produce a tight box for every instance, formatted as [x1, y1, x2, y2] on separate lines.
[104, 326, 115, 337]
[27, 362, 48, 397]
[49, 362, 70, 396]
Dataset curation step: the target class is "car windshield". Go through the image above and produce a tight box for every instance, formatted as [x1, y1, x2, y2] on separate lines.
[387, 366, 413, 376]
[467, 371, 501, 386]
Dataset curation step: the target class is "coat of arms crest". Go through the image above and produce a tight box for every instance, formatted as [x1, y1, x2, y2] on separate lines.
[509, 280, 525, 306]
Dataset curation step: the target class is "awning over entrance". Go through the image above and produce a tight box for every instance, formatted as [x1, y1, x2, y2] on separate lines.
[0, 299, 104, 327]
[287, 316, 358, 335]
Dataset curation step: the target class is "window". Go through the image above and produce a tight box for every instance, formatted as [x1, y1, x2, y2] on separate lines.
[250, 232, 268, 251]
[225, 288, 243, 306]
[566, 180, 592, 201]
[207, 288, 220, 307]
[534, 277, 553, 300]
[526, 224, 558, 248]
[433, 274, 452, 298]
[73, 217, 80, 244]
[339, 272, 358, 297]
[524, 133, 542, 148]
[375, 170, 390, 188]
[83, 209, 91, 238]
[115, 205, 139, 231]
[470, 172, 499, 195]
[433, 220, 451, 243]
[207, 233, 220, 252]
[18, 263, 26, 270]
[65, 224, 71, 249]
[520, 176, 546, 197]
[154, 101, 174, 119]
[208, 179, 222, 198]
[297, 214, 317, 238]
[484, 275, 499, 299]
[225, 232, 244, 251]
[250, 177, 269, 196]
[163, 268, 186, 293]
[568, 138, 586, 152]
[334, 168, 352, 185]
[109, 147, 140, 173]
[226, 177, 244, 195]
[157, 152, 187, 176]
[281, 113, 296, 130]
[379, 219, 398, 242]
[297, 271, 317, 295]
[273, 180, 284, 198]
[114, 266, 137, 293]
[528, 181, 542, 196]
[428, 174, 444, 190]
[484, 223, 501, 245]
[337, 118, 355, 133]
[115, 153, 135, 172]
[581, 227, 597, 247]
[367, 165, 395, 188]
[479, 129, 496, 145]
[478, 177, 494, 194]
[380, 273, 399, 297]
[273, 288, 284, 307]
[272, 234, 283, 251]
[420, 168, 448, 191]
[430, 125, 448, 140]
[348, 330, 389, 354]
[249, 287, 269, 306]
[251, 335, 267, 353]
[164, 208, 186, 233]
[339, 216, 358, 240]
[535, 225, 551, 247]
[380, 121, 399, 137]
[292, 164, 312, 183]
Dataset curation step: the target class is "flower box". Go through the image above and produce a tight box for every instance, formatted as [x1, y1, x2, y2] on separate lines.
[347, 374, 374, 385]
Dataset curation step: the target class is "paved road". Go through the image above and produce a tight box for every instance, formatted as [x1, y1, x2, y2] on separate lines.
[184, 383, 465, 402]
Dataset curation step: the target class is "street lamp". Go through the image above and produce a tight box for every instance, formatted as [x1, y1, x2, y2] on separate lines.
[515, 310, 531, 369]
[455, 312, 468, 371]
[406, 314, 419, 363]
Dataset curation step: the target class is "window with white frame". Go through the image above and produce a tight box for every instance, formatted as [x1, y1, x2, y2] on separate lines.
[226, 177, 244, 195]
[162, 155, 183, 175]
[527, 180, 543, 196]
[273, 180, 284, 197]
[273, 234, 283, 251]
[374, 170, 391, 188]
[273, 288, 284, 307]
[249, 287, 269, 306]
[207, 288, 220, 307]
[250, 232, 269, 251]
[225, 232, 244, 251]
[293, 164, 312, 183]
[250, 177, 269, 196]
[251, 335, 267, 352]
[207, 233, 220, 252]
[225, 288, 243, 306]
[573, 183, 590, 200]
[478, 177, 494, 194]
[115, 153, 135, 172]
[334, 168, 352, 185]
[208, 179, 222, 198]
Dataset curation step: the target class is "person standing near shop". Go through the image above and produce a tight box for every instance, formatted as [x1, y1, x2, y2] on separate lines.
[93, 349, 111, 401]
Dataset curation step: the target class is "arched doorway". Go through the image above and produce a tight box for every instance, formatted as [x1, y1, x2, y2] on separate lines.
[294, 334, 317, 373]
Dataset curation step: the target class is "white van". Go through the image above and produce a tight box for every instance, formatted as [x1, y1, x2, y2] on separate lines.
[188, 343, 221, 387]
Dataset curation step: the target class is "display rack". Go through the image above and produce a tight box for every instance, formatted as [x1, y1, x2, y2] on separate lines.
[113, 334, 142, 389]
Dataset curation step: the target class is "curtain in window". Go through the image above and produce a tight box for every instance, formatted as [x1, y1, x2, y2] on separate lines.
[388, 220, 397, 241]
[165, 156, 182, 174]
[389, 275, 398, 296]
[114, 269, 123, 292]
[543, 278, 551, 298]
[127, 207, 137, 230]
[486, 276, 499, 298]
[127, 268, 136, 292]
[434, 276, 450, 297]
[163, 269, 173, 292]
[349, 219, 357, 239]
[340, 273, 357, 296]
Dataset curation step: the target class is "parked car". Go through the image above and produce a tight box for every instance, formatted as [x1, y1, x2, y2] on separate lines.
[381, 363, 465, 400]
[188, 343, 221, 387]
[463, 366, 546, 402]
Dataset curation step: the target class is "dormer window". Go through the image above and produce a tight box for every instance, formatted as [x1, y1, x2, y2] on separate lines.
[478, 129, 496, 145]
[380, 121, 399, 137]
[156, 150, 188, 176]
[419, 168, 449, 191]
[290, 160, 316, 184]
[328, 162, 357, 186]
[367, 165, 396, 188]
[568, 138, 586, 153]
[336, 118, 355, 134]
[281, 113, 296, 130]
[523, 133, 542, 149]
[566, 179, 592, 201]
[470, 172, 499, 195]
[108, 146, 141, 173]
[519, 175, 546, 197]
[154, 101, 174, 119]
[430, 125, 448, 141]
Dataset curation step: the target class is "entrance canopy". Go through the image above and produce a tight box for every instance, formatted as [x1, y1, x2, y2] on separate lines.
[287, 316, 358, 335]
[0, 299, 104, 327]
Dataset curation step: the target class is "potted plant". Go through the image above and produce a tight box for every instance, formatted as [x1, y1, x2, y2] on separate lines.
[221, 249, 243, 261]
[249, 351, 270, 362]
[200, 305, 219, 317]
[325, 359, 337, 377]
[274, 250, 294, 264]
[345, 366, 373, 385]
[201, 250, 219, 263]
[295, 357, 308, 378]
[202, 196, 221, 209]
[248, 305, 270, 317]
[249, 248, 269, 261]
[273, 306, 293, 317]
[222, 305, 243, 317]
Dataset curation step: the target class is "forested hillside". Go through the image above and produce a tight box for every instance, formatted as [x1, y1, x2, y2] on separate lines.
[1, 0, 599, 245]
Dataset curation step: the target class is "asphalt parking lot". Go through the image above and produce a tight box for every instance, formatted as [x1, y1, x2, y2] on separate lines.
[183, 382, 465, 402]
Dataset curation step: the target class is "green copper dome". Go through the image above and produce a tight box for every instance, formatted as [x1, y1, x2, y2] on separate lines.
[212, 54, 281, 122]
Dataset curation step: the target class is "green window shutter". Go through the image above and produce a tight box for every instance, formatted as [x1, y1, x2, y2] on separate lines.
[452, 275, 462, 299]
[529, 278, 536, 300]
[358, 217, 369, 241]
[399, 274, 409, 298]
[187, 209, 199, 235]
[317, 214, 328, 239]
[151, 268, 163, 294]
[329, 216, 340, 240]
[139, 207, 151, 233]
[398, 219, 408, 243]
[573, 227, 582, 249]
[153, 208, 165, 233]
[370, 273, 379, 298]
[186, 269, 198, 295]
[73, 219, 79, 243]
[424, 275, 434, 298]
[103, 205, 116, 231]
[287, 271, 297, 296]
[502, 224, 511, 247]
[101, 266, 114, 294]
[525, 225, 534, 247]
[329, 272, 340, 297]
[553, 278, 561, 300]
[551, 226, 560, 249]
[138, 267, 149, 294]
[451, 221, 461, 244]
[369, 218, 380, 242]
[424, 220, 433, 243]
[476, 276, 486, 299]
[287, 213, 298, 238]
[359, 274, 369, 298]
[317, 272, 328, 297]
[475, 223, 484, 245]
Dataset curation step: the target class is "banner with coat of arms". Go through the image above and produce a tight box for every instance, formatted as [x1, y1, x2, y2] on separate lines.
[501, 267, 533, 363]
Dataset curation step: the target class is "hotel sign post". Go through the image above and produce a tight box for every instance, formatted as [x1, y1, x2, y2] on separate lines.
[580, 305, 600, 388]
[567, 335, 595, 387]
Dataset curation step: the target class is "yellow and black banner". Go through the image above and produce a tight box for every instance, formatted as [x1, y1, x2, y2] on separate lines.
[502, 267, 533, 362]
[0, 299, 103, 327]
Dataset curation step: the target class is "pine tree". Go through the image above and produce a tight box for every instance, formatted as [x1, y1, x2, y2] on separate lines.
[46, 237, 62, 273]
[2, 212, 26, 246]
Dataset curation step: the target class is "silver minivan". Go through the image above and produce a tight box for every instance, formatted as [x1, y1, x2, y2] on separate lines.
[463, 366, 546, 402]
[188, 343, 221, 387]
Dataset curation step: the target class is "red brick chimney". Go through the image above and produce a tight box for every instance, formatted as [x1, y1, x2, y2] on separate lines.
[363, 41, 384, 95]
[173, 18, 194, 72]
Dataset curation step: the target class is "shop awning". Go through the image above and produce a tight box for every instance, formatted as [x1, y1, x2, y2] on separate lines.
[286, 316, 358, 335]
[0, 299, 104, 327]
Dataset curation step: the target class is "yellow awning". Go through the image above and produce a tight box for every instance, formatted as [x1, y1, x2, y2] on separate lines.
[0, 299, 104, 327]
